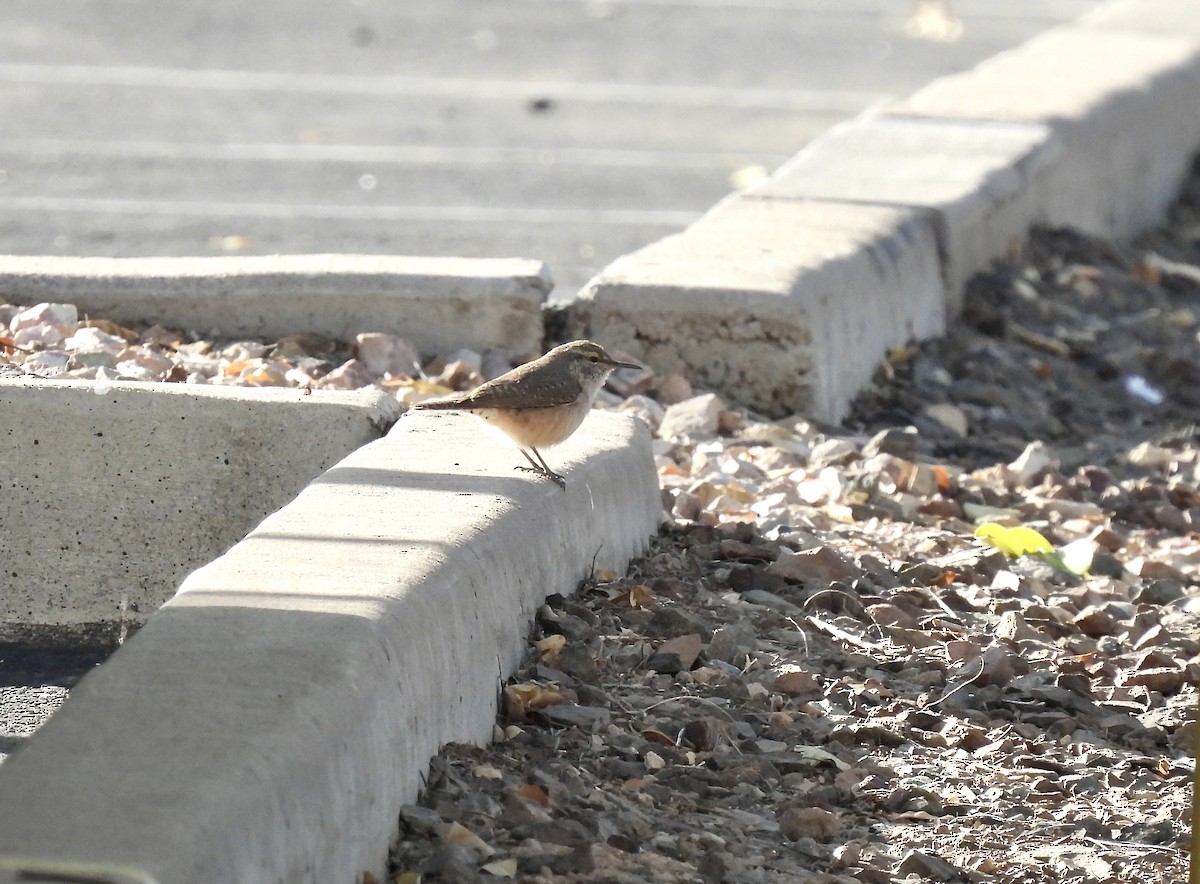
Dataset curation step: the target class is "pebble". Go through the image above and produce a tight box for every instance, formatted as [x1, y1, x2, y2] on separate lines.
[658, 393, 723, 440]
[6, 203, 1200, 884]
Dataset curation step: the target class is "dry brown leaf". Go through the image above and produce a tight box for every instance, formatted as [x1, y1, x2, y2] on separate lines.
[481, 857, 519, 878]
[640, 728, 678, 747]
[443, 821, 495, 856]
[534, 634, 566, 666]
[515, 783, 551, 805]
[1134, 261, 1162, 285]
[610, 583, 655, 608]
[76, 318, 139, 342]
[502, 683, 565, 720]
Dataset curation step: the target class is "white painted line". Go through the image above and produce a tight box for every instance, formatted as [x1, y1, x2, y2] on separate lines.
[0, 195, 701, 227]
[0, 138, 789, 171]
[0, 62, 890, 112]
[521, 0, 1095, 17]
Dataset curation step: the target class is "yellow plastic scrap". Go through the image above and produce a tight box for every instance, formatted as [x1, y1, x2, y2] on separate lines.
[974, 523, 1053, 557]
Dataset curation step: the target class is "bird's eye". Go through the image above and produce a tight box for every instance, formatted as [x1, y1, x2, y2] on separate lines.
[589, 355, 600, 363]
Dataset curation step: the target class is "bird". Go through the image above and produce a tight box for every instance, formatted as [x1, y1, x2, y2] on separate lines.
[414, 340, 639, 488]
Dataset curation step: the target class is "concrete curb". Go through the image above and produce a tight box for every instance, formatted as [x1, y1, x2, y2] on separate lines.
[0, 379, 401, 640]
[2, 1, 1197, 879]
[568, 198, 945, 422]
[0, 411, 660, 883]
[0, 254, 552, 357]
[0, 250, 554, 636]
[572, 0, 1200, 422]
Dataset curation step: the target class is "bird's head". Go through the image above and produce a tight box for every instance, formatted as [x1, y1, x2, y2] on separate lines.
[554, 340, 640, 390]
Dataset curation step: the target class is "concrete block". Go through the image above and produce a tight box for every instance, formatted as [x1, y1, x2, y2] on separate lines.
[0, 410, 658, 884]
[0, 254, 552, 357]
[0, 379, 400, 638]
[753, 114, 1060, 313]
[898, 25, 1200, 237]
[574, 197, 943, 422]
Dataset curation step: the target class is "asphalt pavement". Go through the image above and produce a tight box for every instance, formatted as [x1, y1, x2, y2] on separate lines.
[1, 0, 1097, 299]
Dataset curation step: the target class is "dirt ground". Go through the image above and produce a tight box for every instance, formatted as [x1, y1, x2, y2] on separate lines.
[384, 165, 1200, 882]
[5, 155, 1199, 884]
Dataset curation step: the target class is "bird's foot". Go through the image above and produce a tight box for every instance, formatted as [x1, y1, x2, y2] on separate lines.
[515, 465, 567, 489]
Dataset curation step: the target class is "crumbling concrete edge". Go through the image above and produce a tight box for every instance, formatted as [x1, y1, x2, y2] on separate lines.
[0, 253, 553, 358]
[572, 0, 1200, 422]
[0, 411, 661, 883]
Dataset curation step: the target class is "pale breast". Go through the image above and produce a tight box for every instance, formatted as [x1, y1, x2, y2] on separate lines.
[475, 401, 591, 449]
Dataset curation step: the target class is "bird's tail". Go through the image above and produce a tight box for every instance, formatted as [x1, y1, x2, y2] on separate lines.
[412, 397, 464, 410]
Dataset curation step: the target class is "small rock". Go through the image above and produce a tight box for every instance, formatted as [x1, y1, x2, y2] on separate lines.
[1073, 604, 1120, 637]
[655, 372, 694, 404]
[895, 849, 963, 882]
[1127, 441, 1174, 470]
[680, 717, 724, 751]
[617, 394, 666, 434]
[1120, 666, 1185, 694]
[975, 644, 1027, 686]
[659, 393, 724, 439]
[10, 301, 77, 334]
[1126, 556, 1188, 581]
[773, 669, 822, 696]
[995, 610, 1045, 643]
[708, 621, 757, 663]
[64, 326, 127, 355]
[1088, 524, 1126, 551]
[767, 546, 860, 583]
[648, 607, 713, 640]
[399, 804, 445, 836]
[1134, 579, 1187, 605]
[645, 633, 702, 673]
[808, 437, 859, 467]
[421, 843, 484, 882]
[866, 602, 919, 629]
[726, 565, 787, 595]
[862, 426, 920, 460]
[922, 403, 968, 437]
[316, 358, 376, 389]
[779, 806, 839, 841]
[354, 333, 421, 376]
[1008, 440, 1058, 485]
[536, 704, 611, 731]
[21, 350, 70, 375]
[739, 589, 801, 614]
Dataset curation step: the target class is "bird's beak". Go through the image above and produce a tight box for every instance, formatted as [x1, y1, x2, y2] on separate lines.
[606, 357, 642, 371]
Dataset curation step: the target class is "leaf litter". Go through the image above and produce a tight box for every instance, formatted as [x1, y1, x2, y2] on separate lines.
[382, 164, 1200, 881]
[8, 164, 1200, 883]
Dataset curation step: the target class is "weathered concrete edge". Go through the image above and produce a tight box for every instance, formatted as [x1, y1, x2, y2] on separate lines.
[0, 378, 402, 631]
[573, 199, 945, 423]
[749, 113, 1063, 317]
[571, 0, 1200, 421]
[0, 254, 553, 357]
[0, 410, 660, 883]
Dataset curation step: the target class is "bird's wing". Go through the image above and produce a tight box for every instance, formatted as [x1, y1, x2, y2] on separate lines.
[449, 373, 581, 410]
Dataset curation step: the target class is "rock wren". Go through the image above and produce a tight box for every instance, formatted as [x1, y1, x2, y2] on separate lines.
[415, 340, 639, 488]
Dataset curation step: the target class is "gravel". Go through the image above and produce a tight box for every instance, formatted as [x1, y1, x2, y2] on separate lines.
[6, 160, 1200, 884]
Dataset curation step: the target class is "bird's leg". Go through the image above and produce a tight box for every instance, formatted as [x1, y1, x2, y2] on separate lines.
[531, 447, 568, 488]
[515, 447, 567, 489]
